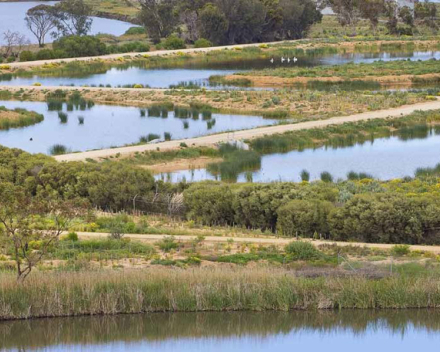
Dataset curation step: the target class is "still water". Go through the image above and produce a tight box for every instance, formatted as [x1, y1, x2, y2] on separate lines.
[0, 2, 135, 44]
[157, 131, 440, 182]
[0, 51, 439, 89]
[1, 310, 440, 351]
[0, 100, 277, 154]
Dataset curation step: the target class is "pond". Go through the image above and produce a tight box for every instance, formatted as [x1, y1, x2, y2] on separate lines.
[0, 50, 439, 89]
[0, 100, 278, 154]
[0, 1, 136, 45]
[156, 130, 440, 182]
[1, 310, 440, 351]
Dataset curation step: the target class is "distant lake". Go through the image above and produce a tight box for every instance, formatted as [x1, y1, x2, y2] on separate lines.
[0, 1, 135, 45]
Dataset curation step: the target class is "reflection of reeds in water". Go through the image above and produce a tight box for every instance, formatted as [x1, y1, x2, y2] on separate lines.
[3, 309, 440, 350]
[164, 132, 172, 141]
[207, 144, 261, 182]
[139, 134, 160, 143]
[251, 110, 440, 155]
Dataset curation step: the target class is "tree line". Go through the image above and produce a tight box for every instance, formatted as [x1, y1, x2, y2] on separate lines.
[139, 0, 323, 45]
[184, 181, 440, 245]
[328, 0, 438, 35]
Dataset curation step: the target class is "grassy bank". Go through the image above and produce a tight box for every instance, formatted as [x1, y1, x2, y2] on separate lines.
[1, 268, 440, 320]
[0, 106, 43, 130]
[233, 59, 440, 87]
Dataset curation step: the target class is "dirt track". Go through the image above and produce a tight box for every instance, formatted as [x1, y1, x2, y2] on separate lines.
[76, 231, 440, 254]
[54, 98, 440, 162]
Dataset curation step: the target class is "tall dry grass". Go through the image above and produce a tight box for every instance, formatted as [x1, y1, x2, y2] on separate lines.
[1, 268, 440, 320]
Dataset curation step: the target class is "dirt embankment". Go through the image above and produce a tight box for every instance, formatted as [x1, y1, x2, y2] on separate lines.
[141, 157, 223, 173]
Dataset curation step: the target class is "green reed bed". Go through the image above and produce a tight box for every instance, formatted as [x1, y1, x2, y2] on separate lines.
[1, 268, 440, 320]
[0, 107, 44, 130]
[207, 144, 261, 182]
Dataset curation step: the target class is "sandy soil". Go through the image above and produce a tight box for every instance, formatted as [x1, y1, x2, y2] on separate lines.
[54, 98, 440, 162]
[0, 110, 21, 121]
[140, 157, 223, 173]
[76, 231, 440, 254]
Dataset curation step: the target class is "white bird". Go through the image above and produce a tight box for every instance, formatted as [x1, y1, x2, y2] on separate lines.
[293, 57, 298, 63]
[270, 58, 274, 64]
[281, 57, 285, 63]
[287, 57, 291, 63]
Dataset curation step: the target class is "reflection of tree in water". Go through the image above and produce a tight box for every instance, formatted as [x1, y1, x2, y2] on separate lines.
[1, 310, 440, 350]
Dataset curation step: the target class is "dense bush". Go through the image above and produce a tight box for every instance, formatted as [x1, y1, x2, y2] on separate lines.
[0, 146, 157, 211]
[52, 35, 107, 58]
[184, 182, 234, 225]
[277, 200, 334, 237]
[124, 27, 146, 35]
[163, 35, 186, 50]
[183, 181, 440, 245]
[19, 51, 35, 62]
[107, 41, 150, 54]
[194, 38, 212, 48]
[285, 241, 322, 260]
[329, 193, 440, 245]
[19, 36, 150, 62]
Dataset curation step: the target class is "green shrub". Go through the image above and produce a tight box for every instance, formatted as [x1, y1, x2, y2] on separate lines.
[194, 38, 212, 48]
[184, 182, 234, 225]
[52, 35, 107, 58]
[285, 241, 321, 260]
[49, 144, 68, 155]
[124, 27, 146, 35]
[19, 50, 35, 62]
[36, 49, 55, 60]
[391, 245, 411, 256]
[157, 236, 179, 252]
[163, 35, 186, 50]
[63, 232, 79, 242]
[277, 200, 334, 237]
[320, 172, 333, 183]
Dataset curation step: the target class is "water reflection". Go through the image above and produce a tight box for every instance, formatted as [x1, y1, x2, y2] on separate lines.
[158, 130, 440, 182]
[1, 310, 440, 351]
[0, 100, 277, 154]
[0, 50, 440, 89]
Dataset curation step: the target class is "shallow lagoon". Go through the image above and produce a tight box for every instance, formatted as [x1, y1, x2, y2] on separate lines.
[157, 131, 440, 182]
[1, 51, 440, 89]
[0, 100, 278, 154]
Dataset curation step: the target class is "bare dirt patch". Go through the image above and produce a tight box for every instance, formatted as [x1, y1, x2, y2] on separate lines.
[140, 157, 223, 173]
